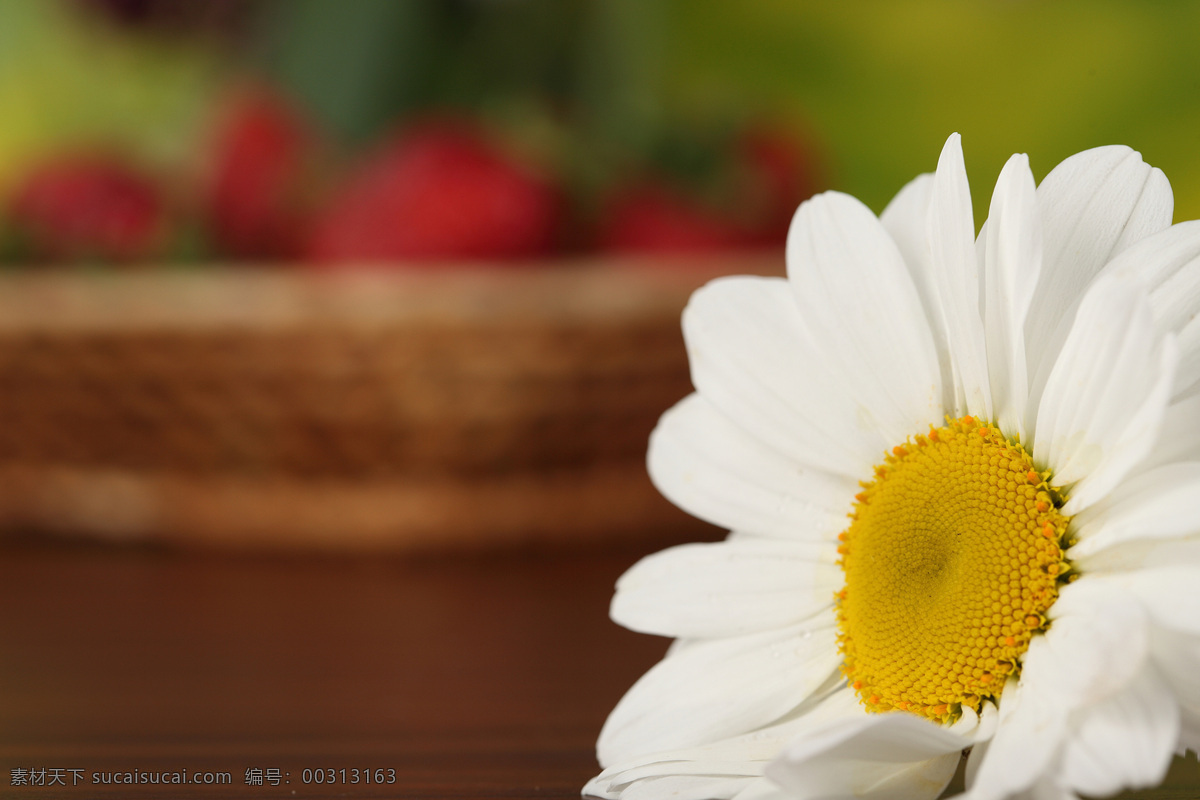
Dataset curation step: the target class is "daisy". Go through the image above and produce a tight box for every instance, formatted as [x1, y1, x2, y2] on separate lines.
[585, 134, 1200, 800]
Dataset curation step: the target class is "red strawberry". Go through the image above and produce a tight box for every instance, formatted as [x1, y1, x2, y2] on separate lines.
[308, 121, 561, 264]
[598, 123, 824, 255]
[207, 88, 317, 260]
[736, 124, 823, 245]
[597, 181, 753, 255]
[6, 156, 167, 263]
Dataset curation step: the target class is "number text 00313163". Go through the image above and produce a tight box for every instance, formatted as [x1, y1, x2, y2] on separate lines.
[301, 768, 397, 785]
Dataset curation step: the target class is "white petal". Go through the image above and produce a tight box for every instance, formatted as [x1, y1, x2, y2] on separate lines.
[1155, 631, 1200, 714]
[786, 191, 943, 447]
[1030, 272, 1175, 514]
[880, 172, 935, 289]
[881, 171, 957, 409]
[682, 276, 888, 478]
[968, 578, 1150, 800]
[955, 698, 1000, 745]
[589, 686, 856, 800]
[1105, 566, 1200, 635]
[1042, 578, 1152, 704]
[1078, 533, 1200, 574]
[611, 538, 839, 639]
[1069, 461, 1200, 564]
[1098, 219, 1200, 325]
[584, 772, 622, 800]
[1030, 220, 1200, 415]
[1025, 145, 1173, 388]
[965, 677, 1065, 800]
[1150, 628, 1200, 752]
[927, 133, 991, 419]
[963, 730, 990, 791]
[768, 707, 967, 800]
[1057, 665, 1179, 798]
[983, 153, 1042, 442]
[1023, 782, 1082, 800]
[1093, 219, 1200, 400]
[1135, 221, 1200, 339]
[731, 778, 792, 800]
[1141, 394, 1200, 470]
[585, 771, 754, 800]
[647, 393, 856, 543]
[1183, 708, 1200, 755]
[622, 776, 752, 800]
[1175, 318, 1200, 401]
[597, 620, 841, 767]
[614, 755, 766, 783]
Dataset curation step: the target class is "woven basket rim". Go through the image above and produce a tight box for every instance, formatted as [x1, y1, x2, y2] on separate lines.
[0, 253, 784, 332]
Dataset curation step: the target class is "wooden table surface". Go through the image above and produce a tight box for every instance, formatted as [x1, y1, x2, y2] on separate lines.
[0, 537, 694, 799]
[5, 537, 1199, 800]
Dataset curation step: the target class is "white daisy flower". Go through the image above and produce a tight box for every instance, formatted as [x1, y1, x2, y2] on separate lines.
[585, 134, 1200, 800]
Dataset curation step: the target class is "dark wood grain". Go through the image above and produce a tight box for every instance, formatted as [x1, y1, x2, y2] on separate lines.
[6, 539, 1198, 800]
[0, 540, 686, 799]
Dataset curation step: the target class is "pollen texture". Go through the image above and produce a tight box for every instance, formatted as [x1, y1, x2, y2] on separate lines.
[836, 416, 1071, 724]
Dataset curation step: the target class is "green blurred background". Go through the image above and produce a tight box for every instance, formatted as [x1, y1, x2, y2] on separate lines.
[0, 0, 1196, 259]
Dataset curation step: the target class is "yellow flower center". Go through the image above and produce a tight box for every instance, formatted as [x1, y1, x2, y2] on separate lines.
[835, 416, 1072, 723]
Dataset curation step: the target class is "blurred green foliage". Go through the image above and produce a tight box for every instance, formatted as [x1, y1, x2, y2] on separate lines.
[3, 0, 1200, 227]
[656, 0, 1200, 223]
[256, 0, 1200, 223]
[0, 0, 219, 189]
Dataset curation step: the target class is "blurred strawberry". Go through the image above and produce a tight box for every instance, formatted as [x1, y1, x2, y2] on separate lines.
[206, 88, 318, 260]
[308, 121, 561, 264]
[598, 122, 824, 255]
[597, 181, 754, 254]
[5, 156, 167, 263]
[736, 124, 823, 244]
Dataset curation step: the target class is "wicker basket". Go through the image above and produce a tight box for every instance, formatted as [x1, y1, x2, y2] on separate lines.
[0, 256, 781, 551]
